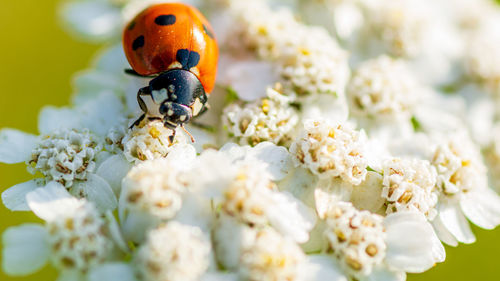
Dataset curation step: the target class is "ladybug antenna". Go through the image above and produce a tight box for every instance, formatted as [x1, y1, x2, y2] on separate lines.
[181, 125, 195, 143]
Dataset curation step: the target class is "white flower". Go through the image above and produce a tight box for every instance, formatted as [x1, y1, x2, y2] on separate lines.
[278, 26, 350, 98]
[348, 56, 419, 122]
[317, 200, 445, 279]
[27, 129, 101, 187]
[381, 158, 438, 220]
[464, 22, 500, 97]
[227, 0, 350, 98]
[227, 1, 301, 60]
[239, 227, 309, 281]
[0, 94, 124, 212]
[221, 162, 316, 243]
[364, 0, 429, 58]
[430, 131, 500, 245]
[135, 221, 210, 281]
[323, 201, 386, 278]
[290, 119, 368, 185]
[2, 183, 118, 278]
[122, 120, 191, 163]
[223, 87, 298, 146]
[122, 159, 188, 220]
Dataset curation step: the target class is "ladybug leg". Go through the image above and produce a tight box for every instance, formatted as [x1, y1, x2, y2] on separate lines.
[124, 69, 157, 78]
[129, 113, 146, 129]
[168, 129, 176, 144]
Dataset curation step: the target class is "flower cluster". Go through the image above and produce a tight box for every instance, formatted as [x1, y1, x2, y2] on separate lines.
[223, 87, 298, 146]
[290, 119, 368, 185]
[2, 0, 500, 280]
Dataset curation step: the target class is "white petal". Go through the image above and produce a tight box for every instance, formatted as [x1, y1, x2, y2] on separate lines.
[73, 70, 124, 103]
[38, 106, 80, 135]
[306, 255, 347, 281]
[384, 212, 443, 273]
[349, 171, 386, 214]
[2, 180, 40, 211]
[122, 210, 158, 243]
[361, 267, 405, 281]
[431, 215, 458, 247]
[71, 174, 118, 213]
[265, 191, 316, 243]
[78, 92, 125, 137]
[460, 189, 500, 230]
[88, 263, 138, 281]
[60, 1, 121, 42]
[26, 182, 75, 221]
[105, 211, 129, 254]
[250, 142, 291, 180]
[174, 192, 213, 232]
[0, 129, 38, 164]
[97, 154, 131, 196]
[213, 215, 249, 270]
[439, 203, 476, 244]
[93, 44, 129, 73]
[164, 144, 197, 170]
[2, 224, 49, 276]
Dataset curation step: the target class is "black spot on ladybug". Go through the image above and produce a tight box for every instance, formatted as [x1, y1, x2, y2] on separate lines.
[203, 24, 214, 39]
[128, 21, 136, 30]
[155, 15, 176, 26]
[132, 35, 145, 51]
[176, 49, 200, 70]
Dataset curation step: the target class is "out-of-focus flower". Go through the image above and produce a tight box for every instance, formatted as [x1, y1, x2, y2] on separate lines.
[135, 221, 211, 281]
[348, 56, 419, 123]
[2, 183, 120, 279]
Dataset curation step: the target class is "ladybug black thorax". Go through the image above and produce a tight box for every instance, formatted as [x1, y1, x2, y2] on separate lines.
[136, 69, 207, 129]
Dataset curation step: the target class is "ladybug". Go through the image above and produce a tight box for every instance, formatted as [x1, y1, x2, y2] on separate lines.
[123, 3, 218, 141]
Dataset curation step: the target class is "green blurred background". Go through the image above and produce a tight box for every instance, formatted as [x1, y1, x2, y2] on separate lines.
[0, 0, 499, 280]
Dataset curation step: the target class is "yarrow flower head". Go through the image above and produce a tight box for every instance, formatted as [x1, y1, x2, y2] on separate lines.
[121, 158, 188, 221]
[323, 201, 386, 278]
[27, 129, 102, 187]
[366, 0, 429, 58]
[223, 87, 298, 146]
[135, 221, 211, 281]
[465, 23, 500, 97]
[44, 198, 113, 272]
[239, 227, 308, 281]
[348, 55, 419, 122]
[122, 120, 189, 163]
[227, 0, 350, 98]
[430, 131, 500, 245]
[290, 119, 368, 185]
[381, 158, 438, 220]
[431, 132, 487, 197]
[2, 184, 118, 278]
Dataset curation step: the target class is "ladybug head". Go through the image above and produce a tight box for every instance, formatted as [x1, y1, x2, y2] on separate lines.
[141, 69, 206, 129]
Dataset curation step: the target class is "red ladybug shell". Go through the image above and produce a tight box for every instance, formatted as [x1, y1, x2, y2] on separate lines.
[123, 3, 218, 93]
